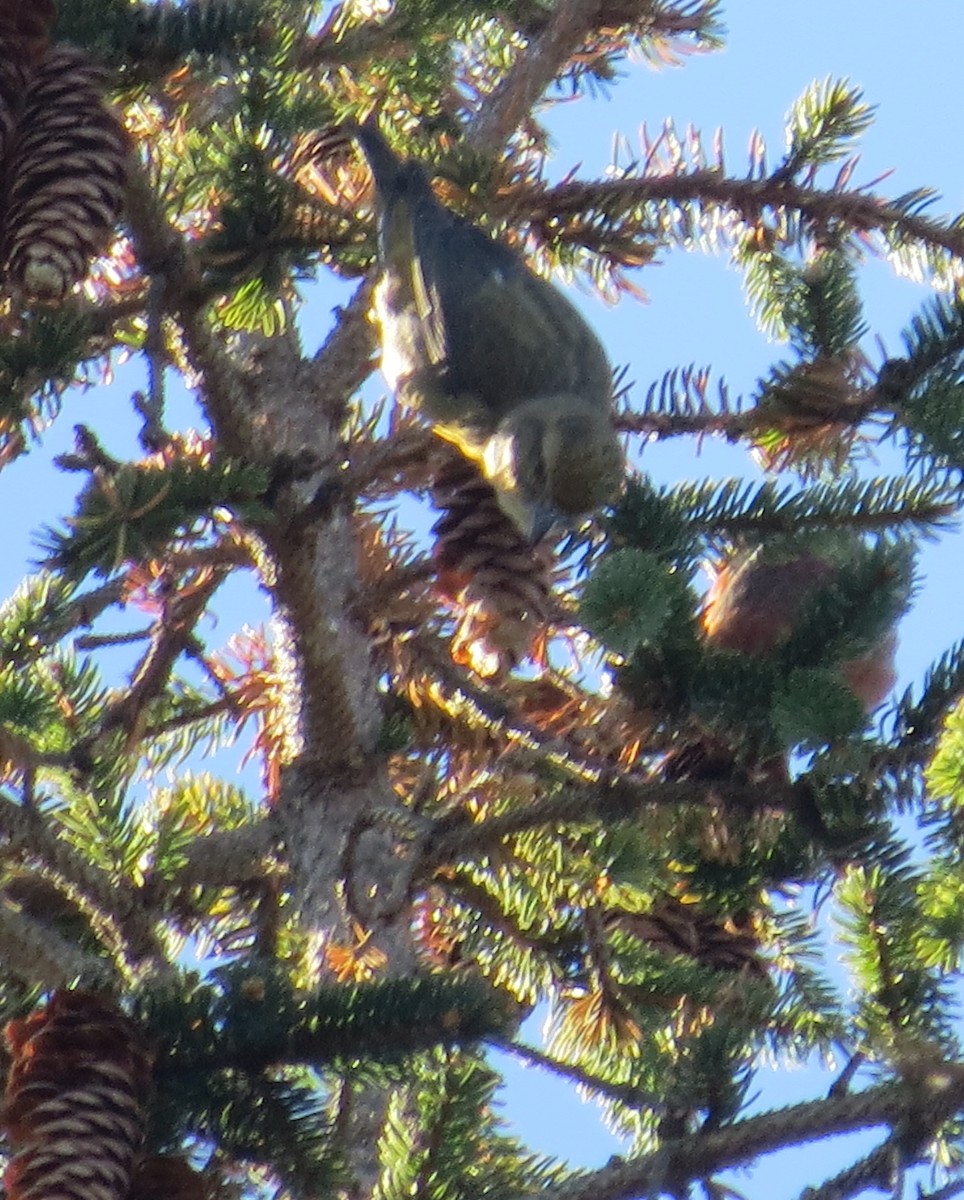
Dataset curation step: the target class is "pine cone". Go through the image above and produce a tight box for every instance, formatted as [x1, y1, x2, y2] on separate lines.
[3, 990, 151, 1200]
[431, 454, 553, 677]
[3, 46, 129, 300]
[608, 897, 767, 979]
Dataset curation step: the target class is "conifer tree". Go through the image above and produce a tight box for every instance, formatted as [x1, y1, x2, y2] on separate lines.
[0, 2, 963, 1199]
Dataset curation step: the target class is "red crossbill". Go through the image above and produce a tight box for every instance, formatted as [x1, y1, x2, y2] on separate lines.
[348, 121, 624, 542]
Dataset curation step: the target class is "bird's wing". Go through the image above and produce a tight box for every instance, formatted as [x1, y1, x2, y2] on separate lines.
[410, 204, 612, 421]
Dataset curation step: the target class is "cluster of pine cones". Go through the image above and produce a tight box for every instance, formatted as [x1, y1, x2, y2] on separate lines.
[0, 0, 127, 299]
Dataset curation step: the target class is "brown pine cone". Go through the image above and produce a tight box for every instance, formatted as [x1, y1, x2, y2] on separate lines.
[431, 454, 553, 677]
[607, 896, 768, 979]
[3, 990, 151, 1200]
[4, 45, 129, 300]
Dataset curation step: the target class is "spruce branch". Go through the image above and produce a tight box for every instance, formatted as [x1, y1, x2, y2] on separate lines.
[526, 1066, 964, 1200]
[885, 639, 964, 770]
[666, 475, 958, 539]
[445, 873, 558, 962]
[0, 900, 113, 989]
[299, 0, 720, 68]
[0, 793, 166, 971]
[408, 1057, 460, 1200]
[159, 817, 279, 891]
[776, 78, 875, 183]
[533, 171, 964, 261]
[617, 363, 877, 442]
[798, 1140, 899, 1200]
[13, 579, 127, 655]
[406, 637, 606, 782]
[150, 974, 514, 1075]
[423, 775, 807, 869]
[470, 0, 608, 151]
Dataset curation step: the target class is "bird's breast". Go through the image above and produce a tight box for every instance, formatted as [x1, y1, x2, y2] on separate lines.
[373, 273, 429, 396]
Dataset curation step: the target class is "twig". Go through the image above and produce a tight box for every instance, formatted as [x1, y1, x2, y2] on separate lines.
[98, 568, 229, 745]
[918, 1176, 964, 1200]
[492, 1036, 660, 1109]
[141, 694, 236, 740]
[829, 1050, 866, 1098]
[123, 156, 254, 459]
[310, 277, 378, 416]
[54, 579, 128, 636]
[141, 274, 169, 447]
[74, 627, 153, 650]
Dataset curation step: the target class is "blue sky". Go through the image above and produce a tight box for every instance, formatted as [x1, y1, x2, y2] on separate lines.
[1, 3, 963, 1196]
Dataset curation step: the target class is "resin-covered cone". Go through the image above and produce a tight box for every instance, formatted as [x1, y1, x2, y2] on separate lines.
[3, 990, 151, 1200]
[4, 46, 128, 300]
[431, 454, 553, 677]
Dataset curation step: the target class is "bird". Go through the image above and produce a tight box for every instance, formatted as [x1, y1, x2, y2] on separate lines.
[345, 120, 624, 543]
[701, 543, 900, 712]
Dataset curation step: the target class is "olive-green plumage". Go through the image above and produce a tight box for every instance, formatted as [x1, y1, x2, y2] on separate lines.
[349, 122, 624, 541]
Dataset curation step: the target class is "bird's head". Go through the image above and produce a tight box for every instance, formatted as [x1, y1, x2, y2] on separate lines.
[481, 396, 624, 543]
